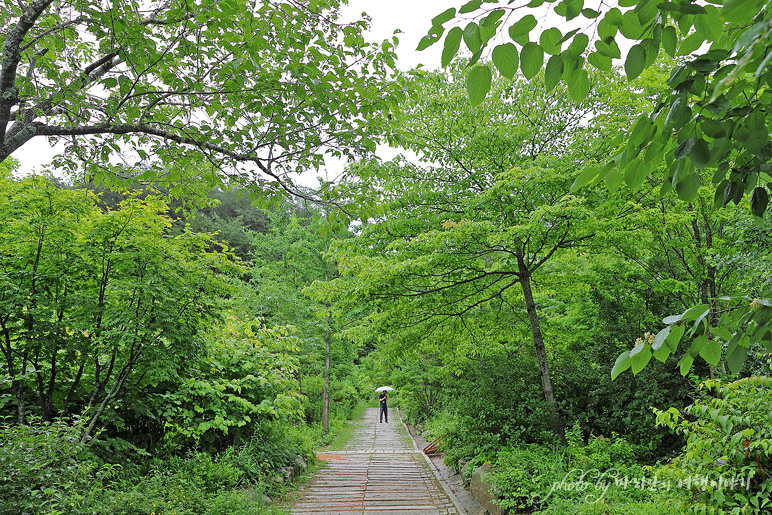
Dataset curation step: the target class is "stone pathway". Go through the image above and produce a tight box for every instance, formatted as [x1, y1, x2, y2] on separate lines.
[289, 408, 464, 515]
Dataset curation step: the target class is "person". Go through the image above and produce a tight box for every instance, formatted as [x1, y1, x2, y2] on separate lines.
[379, 391, 388, 423]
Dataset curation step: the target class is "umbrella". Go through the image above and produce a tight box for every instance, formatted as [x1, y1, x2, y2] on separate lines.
[374, 386, 394, 392]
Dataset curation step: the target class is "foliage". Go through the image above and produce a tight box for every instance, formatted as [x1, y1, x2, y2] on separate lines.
[158, 313, 304, 451]
[105, 451, 263, 515]
[0, 173, 244, 441]
[424, 0, 772, 374]
[0, 417, 118, 515]
[0, 414, 320, 514]
[0, 0, 400, 199]
[231, 421, 317, 484]
[425, 0, 772, 212]
[655, 376, 772, 514]
[487, 432, 687, 514]
[612, 290, 772, 380]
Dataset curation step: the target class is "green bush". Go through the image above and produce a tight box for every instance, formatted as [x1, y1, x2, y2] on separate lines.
[566, 423, 637, 471]
[0, 417, 118, 515]
[654, 376, 772, 514]
[104, 451, 268, 515]
[422, 410, 502, 467]
[490, 444, 568, 511]
[487, 425, 688, 514]
[229, 421, 316, 486]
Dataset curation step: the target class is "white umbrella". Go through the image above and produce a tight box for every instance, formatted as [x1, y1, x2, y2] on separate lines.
[374, 386, 394, 392]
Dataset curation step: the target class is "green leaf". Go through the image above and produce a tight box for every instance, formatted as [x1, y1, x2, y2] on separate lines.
[710, 326, 734, 341]
[676, 3, 707, 15]
[619, 10, 644, 39]
[520, 42, 544, 80]
[652, 326, 671, 351]
[723, 0, 766, 24]
[678, 352, 694, 376]
[509, 15, 538, 45]
[611, 351, 632, 380]
[694, 7, 724, 41]
[595, 40, 621, 59]
[563, 0, 584, 20]
[631, 345, 652, 374]
[568, 33, 589, 56]
[540, 28, 563, 55]
[676, 174, 700, 202]
[699, 339, 722, 366]
[492, 43, 519, 79]
[605, 166, 623, 192]
[625, 44, 646, 80]
[664, 98, 692, 131]
[662, 26, 677, 56]
[571, 166, 599, 192]
[417, 34, 439, 51]
[588, 52, 612, 72]
[459, 0, 482, 14]
[678, 32, 706, 56]
[463, 22, 482, 53]
[666, 324, 686, 352]
[751, 187, 769, 217]
[432, 8, 456, 26]
[544, 54, 564, 91]
[567, 69, 590, 102]
[466, 65, 492, 107]
[675, 138, 696, 160]
[481, 9, 506, 29]
[442, 27, 463, 67]
[726, 339, 748, 373]
[689, 138, 711, 168]
[635, 0, 658, 25]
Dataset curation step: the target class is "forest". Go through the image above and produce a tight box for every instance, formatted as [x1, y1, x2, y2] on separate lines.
[1, 0, 772, 514]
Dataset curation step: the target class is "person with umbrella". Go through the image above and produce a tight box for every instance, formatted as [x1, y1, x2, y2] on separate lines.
[375, 386, 393, 423]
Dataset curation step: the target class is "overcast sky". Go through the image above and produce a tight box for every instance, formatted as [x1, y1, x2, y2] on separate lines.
[13, 1, 446, 175]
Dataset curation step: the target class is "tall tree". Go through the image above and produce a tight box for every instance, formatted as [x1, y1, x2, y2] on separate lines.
[0, 173, 241, 437]
[320, 67, 643, 437]
[423, 1, 772, 375]
[250, 202, 349, 432]
[0, 0, 399, 198]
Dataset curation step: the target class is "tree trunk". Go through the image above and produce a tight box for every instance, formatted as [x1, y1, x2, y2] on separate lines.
[518, 256, 565, 439]
[321, 269, 331, 434]
[322, 318, 331, 433]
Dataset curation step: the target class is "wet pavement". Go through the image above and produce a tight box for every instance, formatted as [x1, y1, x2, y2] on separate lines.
[289, 408, 464, 515]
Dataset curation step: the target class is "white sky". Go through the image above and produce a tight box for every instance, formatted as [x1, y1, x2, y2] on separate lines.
[13, 0, 446, 176]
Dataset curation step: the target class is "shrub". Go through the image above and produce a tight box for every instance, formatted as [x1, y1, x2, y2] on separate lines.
[0, 417, 118, 515]
[566, 423, 637, 471]
[422, 410, 502, 467]
[490, 444, 568, 511]
[654, 376, 772, 514]
[488, 426, 688, 514]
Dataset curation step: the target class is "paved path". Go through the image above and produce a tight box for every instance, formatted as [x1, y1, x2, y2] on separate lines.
[289, 408, 464, 515]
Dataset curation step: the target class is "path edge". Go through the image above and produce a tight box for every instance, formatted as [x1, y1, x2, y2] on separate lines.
[398, 408, 469, 515]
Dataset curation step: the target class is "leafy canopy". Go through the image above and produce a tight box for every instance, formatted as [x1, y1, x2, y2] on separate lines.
[0, 0, 399, 199]
[422, 0, 772, 219]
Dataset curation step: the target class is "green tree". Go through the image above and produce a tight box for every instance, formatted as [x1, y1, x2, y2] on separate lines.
[0, 0, 398, 198]
[424, 1, 772, 375]
[0, 173, 242, 439]
[320, 68, 645, 437]
[424, 0, 769, 211]
[250, 201, 359, 432]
